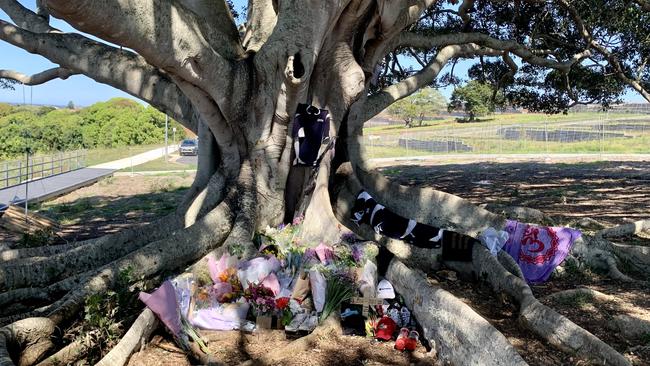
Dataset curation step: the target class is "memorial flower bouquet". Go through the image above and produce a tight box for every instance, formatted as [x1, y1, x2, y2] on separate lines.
[243, 283, 276, 316]
[275, 297, 293, 326]
[321, 269, 357, 322]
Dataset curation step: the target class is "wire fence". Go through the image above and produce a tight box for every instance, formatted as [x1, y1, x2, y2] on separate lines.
[0, 150, 86, 189]
[362, 111, 650, 159]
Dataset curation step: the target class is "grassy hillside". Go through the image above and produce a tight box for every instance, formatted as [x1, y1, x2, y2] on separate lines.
[363, 112, 650, 158]
[0, 99, 186, 160]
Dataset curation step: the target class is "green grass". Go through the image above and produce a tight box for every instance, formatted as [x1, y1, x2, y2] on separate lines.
[363, 135, 650, 159]
[120, 155, 197, 172]
[364, 112, 648, 135]
[85, 144, 165, 166]
[362, 112, 650, 158]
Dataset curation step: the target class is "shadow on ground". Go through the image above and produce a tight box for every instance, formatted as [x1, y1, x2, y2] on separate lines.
[0, 187, 188, 248]
[378, 160, 650, 226]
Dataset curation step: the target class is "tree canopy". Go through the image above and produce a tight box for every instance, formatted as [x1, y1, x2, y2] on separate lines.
[448, 80, 504, 121]
[0, 78, 17, 90]
[0, 99, 185, 159]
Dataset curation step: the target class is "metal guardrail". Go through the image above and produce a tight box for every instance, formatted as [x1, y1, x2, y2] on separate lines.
[0, 150, 87, 189]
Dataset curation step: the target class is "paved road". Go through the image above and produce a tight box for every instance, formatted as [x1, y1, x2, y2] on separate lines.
[369, 153, 650, 166]
[0, 168, 114, 206]
[91, 145, 178, 170]
[0, 145, 180, 206]
[176, 155, 198, 165]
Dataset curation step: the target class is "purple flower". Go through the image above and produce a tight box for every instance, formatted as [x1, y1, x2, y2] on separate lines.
[352, 245, 363, 263]
[314, 242, 334, 264]
[341, 232, 357, 243]
[304, 248, 317, 261]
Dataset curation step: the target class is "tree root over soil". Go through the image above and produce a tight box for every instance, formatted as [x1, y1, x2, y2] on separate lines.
[331, 162, 640, 366]
[0, 165, 249, 365]
[2, 158, 648, 366]
[95, 309, 158, 366]
[543, 287, 650, 341]
[386, 259, 527, 365]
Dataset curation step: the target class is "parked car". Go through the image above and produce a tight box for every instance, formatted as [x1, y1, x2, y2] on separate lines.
[179, 139, 198, 156]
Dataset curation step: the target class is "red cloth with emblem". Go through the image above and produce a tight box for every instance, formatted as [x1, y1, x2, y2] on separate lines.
[503, 220, 581, 284]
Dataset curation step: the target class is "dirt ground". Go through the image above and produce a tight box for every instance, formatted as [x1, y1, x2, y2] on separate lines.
[376, 159, 650, 227]
[129, 330, 436, 366]
[0, 174, 194, 247]
[378, 158, 650, 365]
[434, 270, 650, 365]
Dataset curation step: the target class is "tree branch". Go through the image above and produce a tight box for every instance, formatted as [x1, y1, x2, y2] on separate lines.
[0, 0, 52, 33]
[0, 19, 197, 131]
[42, 0, 236, 100]
[458, 0, 475, 28]
[177, 0, 244, 59]
[491, 52, 518, 101]
[396, 32, 590, 72]
[242, 0, 278, 52]
[360, 0, 438, 72]
[361, 44, 501, 122]
[554, 0, 650, 102]
[0, 67, 77, 85]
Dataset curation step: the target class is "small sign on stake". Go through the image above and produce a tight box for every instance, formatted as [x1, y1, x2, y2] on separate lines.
[350, 296, 383, 317]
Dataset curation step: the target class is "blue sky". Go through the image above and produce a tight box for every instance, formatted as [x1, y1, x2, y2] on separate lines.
[0, 0, 645, 107]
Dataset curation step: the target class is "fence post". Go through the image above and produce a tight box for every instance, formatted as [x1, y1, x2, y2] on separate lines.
[545, 119, 549, 155]
[405, 134, 409, 155]
[601, 113, 605, 155]
[24, 151, 29, 216]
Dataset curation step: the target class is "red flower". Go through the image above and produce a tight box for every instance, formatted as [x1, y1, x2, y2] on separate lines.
[276, 297, 290, 310]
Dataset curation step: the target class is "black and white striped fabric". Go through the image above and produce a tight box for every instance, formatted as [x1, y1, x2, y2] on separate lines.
[351, 191, 475, 261]
[291, 103, 330, 166]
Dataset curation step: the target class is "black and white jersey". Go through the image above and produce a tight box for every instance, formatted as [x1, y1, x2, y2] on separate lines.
[350, 191, 475, 261]
[292, 103, 330, 166]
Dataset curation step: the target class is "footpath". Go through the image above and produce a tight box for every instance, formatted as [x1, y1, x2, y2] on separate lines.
[0, 146, 178, 207]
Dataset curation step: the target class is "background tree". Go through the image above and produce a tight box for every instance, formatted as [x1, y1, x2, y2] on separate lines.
[0, 77, 17, 90]
[0, 99, 186, 158]
[0, 1, 648, 365]
[448, 80, 505, 121]
[66, 100, 75, 109]
[388, 87, 447, 127]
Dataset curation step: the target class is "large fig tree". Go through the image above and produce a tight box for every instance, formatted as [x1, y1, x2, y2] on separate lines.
[0, 0, 649, 365]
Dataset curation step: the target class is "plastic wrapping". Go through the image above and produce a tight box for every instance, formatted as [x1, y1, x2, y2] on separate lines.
[190, 301, 250, 331]
[238, 256, 281, 288]
[139, 281, 182, 336]
[358, 260, 378, 297]
[479, 227, 509, 256]
[309, 269, 327, 312]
